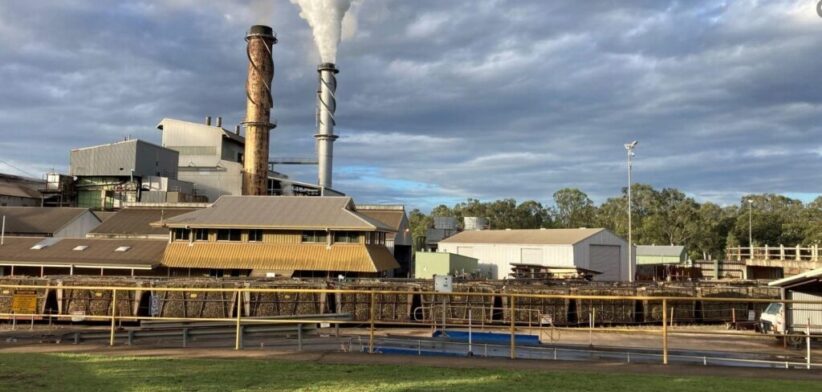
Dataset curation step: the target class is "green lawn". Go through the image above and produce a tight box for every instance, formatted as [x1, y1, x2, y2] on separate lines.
[0, 353, 817, 392]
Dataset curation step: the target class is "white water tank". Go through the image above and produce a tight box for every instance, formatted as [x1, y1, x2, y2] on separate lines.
[464, 217, 488, 231]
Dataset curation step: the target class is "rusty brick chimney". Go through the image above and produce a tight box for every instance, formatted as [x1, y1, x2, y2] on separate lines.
[242, 25, 277, 195]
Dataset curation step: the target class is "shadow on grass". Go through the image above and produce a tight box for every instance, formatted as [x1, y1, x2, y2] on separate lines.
[0, 353, 820, 392]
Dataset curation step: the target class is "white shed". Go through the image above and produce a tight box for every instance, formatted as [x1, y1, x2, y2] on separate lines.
[437, 228, 634, 281]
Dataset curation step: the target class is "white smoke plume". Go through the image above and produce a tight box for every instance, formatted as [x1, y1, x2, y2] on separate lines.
[290, 0, 355, 63]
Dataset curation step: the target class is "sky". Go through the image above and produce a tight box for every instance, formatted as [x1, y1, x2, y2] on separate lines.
[1, 0, 821, 212]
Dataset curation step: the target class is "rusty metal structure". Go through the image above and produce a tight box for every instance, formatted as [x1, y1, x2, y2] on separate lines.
[242, 25, 277, 195]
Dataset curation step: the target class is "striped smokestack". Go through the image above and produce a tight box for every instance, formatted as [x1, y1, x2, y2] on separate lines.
[315, 62, 339, 190]
[242, 25, 277, 195]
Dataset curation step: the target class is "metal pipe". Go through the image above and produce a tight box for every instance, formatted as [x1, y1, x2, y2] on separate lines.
[1, 215, 5, 246]
[662, 299, 669, 365]
[315, 63, 339, 190]
[242, 25, 277, 195]
[109, 289, 117, 346]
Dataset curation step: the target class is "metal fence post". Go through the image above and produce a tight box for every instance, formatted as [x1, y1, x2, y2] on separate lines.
[235, 289, 242, 350]
[807, 318, 811, 370]
[662, 298, 668, 365]
[510, 294, 516, 360]
[369, 291, 376, 354]
[109, 289, 117, 346]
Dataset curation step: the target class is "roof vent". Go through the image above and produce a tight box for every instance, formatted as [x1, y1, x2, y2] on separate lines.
[115, 246, 131, 252]
[73, 245, 88, 251]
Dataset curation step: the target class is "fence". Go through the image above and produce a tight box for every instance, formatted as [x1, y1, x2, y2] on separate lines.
[0, 283, 820, 368]
[728, 246, 822, 262]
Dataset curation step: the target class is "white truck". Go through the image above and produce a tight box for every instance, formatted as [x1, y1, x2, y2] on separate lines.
[760, 293, 822, 347]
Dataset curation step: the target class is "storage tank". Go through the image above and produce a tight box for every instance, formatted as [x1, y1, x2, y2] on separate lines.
[463, 217, 488, 231]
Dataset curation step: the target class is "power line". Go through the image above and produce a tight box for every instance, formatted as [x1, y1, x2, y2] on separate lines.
[0, 159, 38, 178]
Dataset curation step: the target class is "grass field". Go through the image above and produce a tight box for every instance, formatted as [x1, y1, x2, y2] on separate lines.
[0, 353, 819, 392]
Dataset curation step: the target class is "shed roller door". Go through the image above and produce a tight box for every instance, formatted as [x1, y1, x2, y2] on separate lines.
[589, 245, 621, 281]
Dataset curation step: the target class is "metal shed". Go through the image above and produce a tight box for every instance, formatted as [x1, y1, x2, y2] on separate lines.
[437, 228, 634, 281]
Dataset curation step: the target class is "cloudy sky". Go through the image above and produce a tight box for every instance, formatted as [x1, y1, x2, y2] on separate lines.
[1, 0, 821, 211]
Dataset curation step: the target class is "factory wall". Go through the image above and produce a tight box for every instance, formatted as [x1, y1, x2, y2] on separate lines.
[0, 195, 40, 207]
[71, 140, 178, 179]
[414, 252, 479, 279]
[177, 162, 243, 203]
[160, 119, 241, 167]
[439, 230, 632, 281]
[437, 242, 575, 279]
[571, 230, 633, 281]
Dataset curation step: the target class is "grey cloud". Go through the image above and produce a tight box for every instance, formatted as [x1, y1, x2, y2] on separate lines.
[1, 0, 821, 211]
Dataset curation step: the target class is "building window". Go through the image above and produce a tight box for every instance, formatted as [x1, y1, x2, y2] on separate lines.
[301, 231, 327, 243]
[333, 231, 359, 244]
[194, 229, 208, 241]
[172, 228, 190, 241]
[248, 229, 263, 242]
[217, 229, 241, 241]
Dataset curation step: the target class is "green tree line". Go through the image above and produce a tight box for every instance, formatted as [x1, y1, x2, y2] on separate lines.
[408, 184, 822, 261]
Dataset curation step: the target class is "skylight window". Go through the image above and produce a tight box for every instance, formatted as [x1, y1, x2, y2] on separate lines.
[115, 246, 131, 252]
[31, 244, 47, 250]
[73, 245, 88, 251]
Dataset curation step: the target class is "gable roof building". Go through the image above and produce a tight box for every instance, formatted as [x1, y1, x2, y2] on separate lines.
[88, 207, 199, 239]
[438, 228, 634, 281]
[0, 207, 101, 238]
[161, 196, 392, 231]
[156, 196, 399, 276]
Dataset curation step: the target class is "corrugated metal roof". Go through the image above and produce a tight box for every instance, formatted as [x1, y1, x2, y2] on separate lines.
[161, 196, 394, 231]
[0, 181, 41, 199]
[358, 208, 406, 231]
[161, 242, 399, 272]
[89, 208, 197, 237]
[0, 237, 165, 268]
[439, 228, 606, 245]
[635, 245, 686, 257]
[92, 211, 118, 223]
[769, 267, 822, 287]
[0, 207, 95, 235]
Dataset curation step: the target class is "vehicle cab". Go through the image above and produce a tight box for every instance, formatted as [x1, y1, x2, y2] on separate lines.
[759, 302, 784, 334]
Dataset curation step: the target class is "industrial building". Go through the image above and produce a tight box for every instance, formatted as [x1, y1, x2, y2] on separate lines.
[437, 228, 634, 281]
[0, 237, 166, 276]
[70, 139, 198, 209]
[767, 267, 822, 337]
[0, 174, 43, 207]
[0, 207, 101, 238]
[635, 245, 689, 280]
[357, 205, 412, 276]
[86, 205, 204, 239]
[414, 251, 479, 279]
[157, 196, 399, 277]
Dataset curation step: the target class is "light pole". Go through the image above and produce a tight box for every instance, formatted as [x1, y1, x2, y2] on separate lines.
[747, 198, 753, 259]
[624, 141, 638, 282]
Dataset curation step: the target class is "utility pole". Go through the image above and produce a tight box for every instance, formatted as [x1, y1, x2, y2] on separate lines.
[624, 141, 638, 282]
[747, 198, 754, 259]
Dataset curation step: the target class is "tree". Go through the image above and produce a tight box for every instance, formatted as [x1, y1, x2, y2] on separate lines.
[407, 209, 432, 250]
[552, 188, 596, 228]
